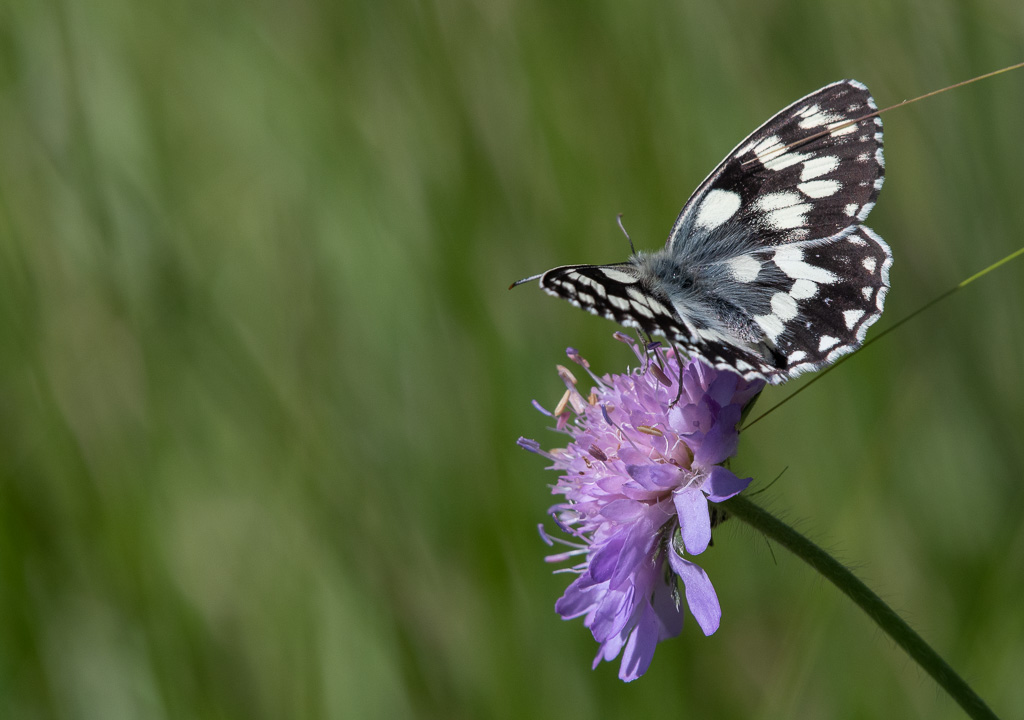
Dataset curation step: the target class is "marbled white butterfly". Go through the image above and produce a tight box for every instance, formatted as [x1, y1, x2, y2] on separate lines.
[514, 80, 891, 384]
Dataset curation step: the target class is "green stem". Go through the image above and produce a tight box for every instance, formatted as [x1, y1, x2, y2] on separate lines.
[721, 495, 998, 720]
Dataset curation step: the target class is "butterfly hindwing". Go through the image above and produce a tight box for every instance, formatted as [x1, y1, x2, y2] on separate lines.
[766, 227, 892, 372]
[679, 226, 893, 378]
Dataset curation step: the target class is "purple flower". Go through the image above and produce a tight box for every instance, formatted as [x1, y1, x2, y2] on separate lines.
[521, 334, 764, 681]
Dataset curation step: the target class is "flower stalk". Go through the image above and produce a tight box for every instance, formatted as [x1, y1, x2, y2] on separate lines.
[722, 495, 998, 720]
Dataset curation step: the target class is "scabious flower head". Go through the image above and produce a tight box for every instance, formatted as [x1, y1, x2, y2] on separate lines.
[520, 334, 764, 681]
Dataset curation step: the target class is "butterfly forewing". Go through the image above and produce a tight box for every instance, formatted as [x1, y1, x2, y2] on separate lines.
[667, 80, 885, 255]
[539, 264, 694, 341]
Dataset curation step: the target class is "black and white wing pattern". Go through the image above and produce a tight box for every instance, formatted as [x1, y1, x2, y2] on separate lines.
[527, 80, 892, 384]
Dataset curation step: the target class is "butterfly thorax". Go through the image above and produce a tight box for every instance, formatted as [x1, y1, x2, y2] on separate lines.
[629, 250, 767, 346]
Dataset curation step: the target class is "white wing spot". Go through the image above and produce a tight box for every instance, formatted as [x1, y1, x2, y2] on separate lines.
[773, 245, 839, 284]
[753, 313, 784, 344]
[695, 327, 729, 344]
[625, 286, 647, 303]
[844, 309, 866, 329]
[770, 205, 811, 231]
[624, 287, 657, 319]
[628, 301, 654, 319]
[647, 299, 671, 317]
[862, 257, 877, 273]
[599, 268, 638, 284]
[847, 235, 867, 247]
[608, 295, 630, 310]
[764, 150, 809, 172]
[695, 189, 742, 230]
[818, 335, 841, 352]
[856, 201, 875, 221]
[800, 155, 839, 181]
[797, 106, 843, 129]
[862, 286, 874, 301]
[726, 255, 761, 283]
[756, 192, 803, 212]
[875, 148, 885, 167]
[576, 291, 595, 305]
[750, 135, 783, 162]
[770, 291, 798, 321]
[798, 179, 841, 198]
[844, 203, 858, 217]
[787, 350, 807, 363]
[790, 278, 818, 300]
[750, 135, 811, 171]
[827, 121, 858, 137]
[574, 274, 608, 297]
[754, 191, 812, 230]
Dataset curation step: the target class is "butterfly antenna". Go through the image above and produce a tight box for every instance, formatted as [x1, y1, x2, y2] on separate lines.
[509, 272, 544, 290]
[617, 214, 637, 255]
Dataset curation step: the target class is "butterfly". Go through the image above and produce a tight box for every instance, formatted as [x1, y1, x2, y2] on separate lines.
[514, 80, 892, 384]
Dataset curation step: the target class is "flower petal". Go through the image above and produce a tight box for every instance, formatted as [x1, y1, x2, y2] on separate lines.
[589, 583, 635, 643]
[693, 404, 741, 466]
[706, 371, 740, 407]
[588, 531, 627, 583]
[703, 465, 752, 502]
[673, 487, 711, 555]
[669, 550, 721, 636]
[650, 580, 684, 641]
[618, 602, 660, 681]
[555, 574, 605, 620]
[600, 498, 643, 522]
[625, 463, 681, 490]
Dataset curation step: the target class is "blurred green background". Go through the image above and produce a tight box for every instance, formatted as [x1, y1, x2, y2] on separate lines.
[1, 0, 1022, 717]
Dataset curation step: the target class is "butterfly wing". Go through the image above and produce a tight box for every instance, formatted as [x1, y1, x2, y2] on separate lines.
[666, 80, 885, 255]
[538, 264, 693, 340]
[652, 80, 892, 381]
[529, 81, 892, 384]
[666, 226, 892, 381]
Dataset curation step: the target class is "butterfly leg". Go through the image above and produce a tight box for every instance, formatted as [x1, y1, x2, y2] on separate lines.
[667, 339, 686, 407]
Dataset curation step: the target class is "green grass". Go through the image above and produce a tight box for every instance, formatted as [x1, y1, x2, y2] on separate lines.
[1, 1, 1023, 717]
